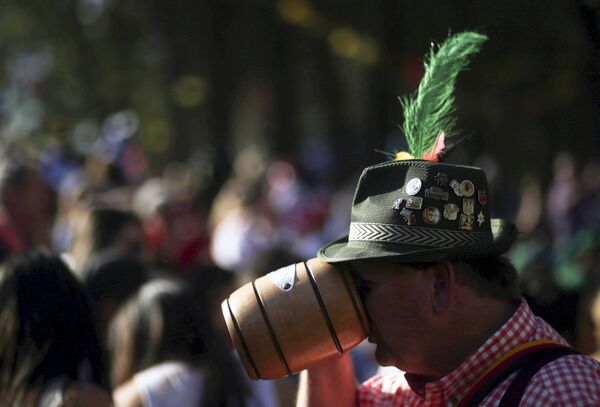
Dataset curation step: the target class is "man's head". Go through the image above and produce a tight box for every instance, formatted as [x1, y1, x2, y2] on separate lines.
[317, 160, 519, 376]
[0, 152, 53, 247]
[345, 257, 520, 377]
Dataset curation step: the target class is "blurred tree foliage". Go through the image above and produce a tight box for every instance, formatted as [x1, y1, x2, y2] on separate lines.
[0, 0, 597, 186]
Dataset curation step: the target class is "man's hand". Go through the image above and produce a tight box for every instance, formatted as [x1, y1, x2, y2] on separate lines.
[296, 352, 357, 407]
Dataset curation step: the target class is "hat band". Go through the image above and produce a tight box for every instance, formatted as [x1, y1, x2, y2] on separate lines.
[349, 222, 492, 248]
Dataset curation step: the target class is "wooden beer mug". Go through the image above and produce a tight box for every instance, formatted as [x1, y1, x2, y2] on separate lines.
[221, 258, 369, 379]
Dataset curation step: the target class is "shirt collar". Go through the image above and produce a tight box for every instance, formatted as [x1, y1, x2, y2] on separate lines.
[402, 299, 535, 403]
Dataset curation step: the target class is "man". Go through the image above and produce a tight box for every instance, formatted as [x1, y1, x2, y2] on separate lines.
[296, 31, 600, 407]
[297, 160, 600, 406]
[0, 151, 53, 261]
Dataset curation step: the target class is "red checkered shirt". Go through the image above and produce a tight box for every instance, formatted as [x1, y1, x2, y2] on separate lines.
[358, 299, 600, 406]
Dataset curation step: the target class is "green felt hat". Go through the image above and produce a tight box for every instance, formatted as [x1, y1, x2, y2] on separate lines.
[318, 160, 517, 263]
[319, 32, 518, 263]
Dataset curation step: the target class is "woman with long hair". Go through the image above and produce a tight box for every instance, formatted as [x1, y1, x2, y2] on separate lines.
[0, 250, 112, 406]
[109, 278, 249, 407]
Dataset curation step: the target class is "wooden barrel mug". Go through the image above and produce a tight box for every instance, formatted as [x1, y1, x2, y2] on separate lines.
[221, 258, 370, 380]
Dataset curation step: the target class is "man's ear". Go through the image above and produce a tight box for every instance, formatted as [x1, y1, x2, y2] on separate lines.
[430, 261, 455, 314]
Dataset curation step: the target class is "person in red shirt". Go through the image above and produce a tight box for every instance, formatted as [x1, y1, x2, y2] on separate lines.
[297, 160, 600, 407]
[0, 151, 54, 261]
[296, 31, 600, 407]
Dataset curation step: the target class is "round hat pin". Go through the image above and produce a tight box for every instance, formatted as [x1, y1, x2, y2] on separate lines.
[406, 178, 422, 196]
[460, 180, 475, 197]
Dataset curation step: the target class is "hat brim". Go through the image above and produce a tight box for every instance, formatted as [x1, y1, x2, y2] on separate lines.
[318, 219, 518, 263]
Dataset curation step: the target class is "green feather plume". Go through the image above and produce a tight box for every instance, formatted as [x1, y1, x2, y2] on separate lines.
[399, 31, 488, 159]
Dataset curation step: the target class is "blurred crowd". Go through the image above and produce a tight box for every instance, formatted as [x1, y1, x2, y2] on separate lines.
[1, 139, 600, 406]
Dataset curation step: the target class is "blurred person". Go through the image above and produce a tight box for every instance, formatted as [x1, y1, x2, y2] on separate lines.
[514, 173, 544, 237]
[473, 153, 518, 220]
[262, 159, 331, 261]
[0, 250, 111, 406]
[590, 294, 600, 362]
[50, 170, 89, 255]
[546, 151, 579, 241]
[185, 263, 242, 335]
[69, 206, 144, 273]
[209, 193, 273, 275]
[570, 161, 600, 353]
[210, 156, 333, 277]
[186, 264, 280, 407]
[209, 174, 274, 276]
[508, 172, 583, 344]
[528, 158, 600, 345]
[157, 197, 211, 270]
[571, 159, 600, 238]
[109, 278, 250, 407]
[132, 167, 211, 271]
[131, 177, 169, 265]
[66, 206, 149, 376]
[0, 151, 54, 261]
[208, 146, 266, 231]
[207, 147, 273, 274]
[156, 163, 211, 269]
[81, 253, 149, 351]
[576, 282, 600, 357]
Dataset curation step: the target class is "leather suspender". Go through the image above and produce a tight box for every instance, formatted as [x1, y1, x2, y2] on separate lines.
[457, 341, 578, 407]
[497, 346, 578, 406]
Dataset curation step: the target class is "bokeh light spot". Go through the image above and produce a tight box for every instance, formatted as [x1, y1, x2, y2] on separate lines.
[141, 119, 171, 153]
[171, 76, 207, 108]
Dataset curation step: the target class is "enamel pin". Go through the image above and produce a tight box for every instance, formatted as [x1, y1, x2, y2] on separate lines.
[463, 198, 475, 215]
[425, 187, 449, 201]
[459, 214, 474, 231]
[423, 207, 441, 225]
[460, 180, 475, 197]
[478, 190, 487, 206]
[450, 180, 462, 197]
[400, 208, 417, 225]
[405, 197, 423, 210]
[434, 173, 448, 186]
[477, 211, 485, 226]
[405, 178, 422, 196]
[443, 203, 459, 221]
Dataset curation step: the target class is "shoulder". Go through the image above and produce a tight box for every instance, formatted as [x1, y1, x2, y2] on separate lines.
[133, 361, 202, 389]
[113, 380, 143, 407]
[128, 362, 204, 406]
[525, 354, 600, 405]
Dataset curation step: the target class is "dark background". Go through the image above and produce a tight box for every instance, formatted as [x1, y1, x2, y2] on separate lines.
[0, 0, 598, 188]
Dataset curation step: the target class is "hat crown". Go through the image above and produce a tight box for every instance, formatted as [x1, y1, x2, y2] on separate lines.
[349, 160, 492, 248]
[317, 159, 516, 263]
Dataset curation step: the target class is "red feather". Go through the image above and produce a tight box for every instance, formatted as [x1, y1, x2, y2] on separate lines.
[422, 130, 446, 162]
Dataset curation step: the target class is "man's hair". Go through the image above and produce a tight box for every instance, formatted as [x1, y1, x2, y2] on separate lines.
[450, 256, 521, 302]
